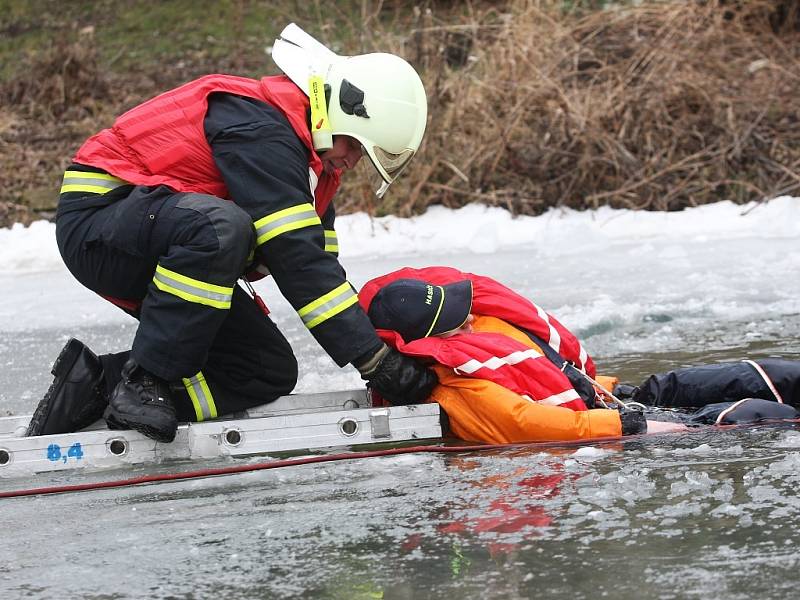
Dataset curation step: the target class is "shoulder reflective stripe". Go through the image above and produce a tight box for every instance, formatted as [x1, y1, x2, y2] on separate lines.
[61, 170, 128, 195]
[453, 348, 544, 375]
[61, 184, 120, 194]
[254, 204, 321, 246]
[153, 265, 234, 309]
[182, 372, 218, 421]
[743, 359, 784, 403]
[298, 282, 359, 329]
[537, 389, 583, 406]
[63, 170, 126, 182]
[324, 229, 339, 253]
[534, 304, 561, 353]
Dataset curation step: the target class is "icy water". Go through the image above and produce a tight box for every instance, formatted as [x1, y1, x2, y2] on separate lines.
[2, 227, 800, 599]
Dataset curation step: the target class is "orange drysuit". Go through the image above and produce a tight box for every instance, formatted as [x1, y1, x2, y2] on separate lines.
[429, 316, 622, 444]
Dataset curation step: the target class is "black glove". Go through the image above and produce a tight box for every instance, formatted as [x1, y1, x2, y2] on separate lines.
[356, 345, 439, 405]
[619, 408, 647, 436]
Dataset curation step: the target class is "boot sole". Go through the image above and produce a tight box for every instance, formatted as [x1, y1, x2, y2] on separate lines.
[26, 339, 84, 436]
[104, 409, 177, 444]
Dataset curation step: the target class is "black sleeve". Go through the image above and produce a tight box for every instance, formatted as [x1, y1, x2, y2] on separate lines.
[320, 201, 339, 258]
[204, 93, 382, 367]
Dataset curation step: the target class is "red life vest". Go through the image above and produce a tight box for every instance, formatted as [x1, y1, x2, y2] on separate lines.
[359, 266, 596, 411]
[74, 74, 340, 217]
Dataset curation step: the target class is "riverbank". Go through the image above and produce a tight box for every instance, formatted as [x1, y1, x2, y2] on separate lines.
[2, 1, 798, 226]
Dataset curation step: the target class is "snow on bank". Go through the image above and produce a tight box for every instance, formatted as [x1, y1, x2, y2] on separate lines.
[0, 220, 63, 272]
[1, 196, 798, 273]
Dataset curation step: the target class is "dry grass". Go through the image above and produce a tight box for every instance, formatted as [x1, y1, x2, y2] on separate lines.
[339, 0, 800, 215]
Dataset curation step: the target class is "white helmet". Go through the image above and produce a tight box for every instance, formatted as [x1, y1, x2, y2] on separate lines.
[271, 24, 428, 197]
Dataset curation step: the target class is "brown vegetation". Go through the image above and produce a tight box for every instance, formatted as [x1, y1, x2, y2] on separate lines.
[350, 0, 800, 215]
[1, 1, 799, 226]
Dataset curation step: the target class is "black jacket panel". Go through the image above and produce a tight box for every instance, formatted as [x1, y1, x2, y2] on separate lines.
[204, 93, 382, 366]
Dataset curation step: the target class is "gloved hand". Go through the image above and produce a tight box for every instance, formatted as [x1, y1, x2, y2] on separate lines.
[619, 408, 647, 436]
[356, 345, 439, 405]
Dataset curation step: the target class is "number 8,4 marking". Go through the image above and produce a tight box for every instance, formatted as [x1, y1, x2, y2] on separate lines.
[46, 442, 84, 463]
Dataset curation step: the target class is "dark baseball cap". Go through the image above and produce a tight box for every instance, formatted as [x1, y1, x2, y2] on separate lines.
[367, 278, 473, 342]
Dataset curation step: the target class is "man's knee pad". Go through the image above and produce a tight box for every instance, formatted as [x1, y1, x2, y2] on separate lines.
[176, 194, 255, 275]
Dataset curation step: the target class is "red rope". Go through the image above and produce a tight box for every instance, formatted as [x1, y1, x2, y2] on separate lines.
[4, 419, 795, 499]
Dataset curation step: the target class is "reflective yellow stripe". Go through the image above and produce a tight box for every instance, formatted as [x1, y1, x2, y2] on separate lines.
[425, 285, 447, 337]
[153, 264, 234, 309]
[60, 170, 128, 195]
[182, 371, 217, 421]
[298, 282, 359, 329]
[324, 229, 339, 254]
[254, 204, 321, 246]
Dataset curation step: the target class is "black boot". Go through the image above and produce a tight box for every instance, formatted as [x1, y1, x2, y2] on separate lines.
[104, 359, 178, 443]
[27, 338, 108, 436]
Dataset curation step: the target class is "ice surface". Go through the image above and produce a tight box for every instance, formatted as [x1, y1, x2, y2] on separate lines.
[3, 199, 800, 598]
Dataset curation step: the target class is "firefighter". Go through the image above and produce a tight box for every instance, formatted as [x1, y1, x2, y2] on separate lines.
[359, 267, 800, 444]
[27, 24, 437, 442]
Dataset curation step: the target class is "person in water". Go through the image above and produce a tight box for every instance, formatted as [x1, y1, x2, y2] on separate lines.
[358, 266, 800, 444]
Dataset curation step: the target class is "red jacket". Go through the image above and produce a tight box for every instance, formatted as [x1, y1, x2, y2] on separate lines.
[359, 266, 594, 411]
[74, 74, 339, 217]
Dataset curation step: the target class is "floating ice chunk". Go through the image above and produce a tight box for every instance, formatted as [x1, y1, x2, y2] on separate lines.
[747, 484, 782, 503]
[777, 431, 800, 448]
[666, 443, 743, 457]
[713, 481, 734, 502]
[669, 471, 714, 498]
[670, 443, 714, 455]
[765, 452, 800, 478]
[710, 503, 742, 518]
[739, 513, 753, 527]
[572, 446, 609, 459]
[659, 499, 705, 519]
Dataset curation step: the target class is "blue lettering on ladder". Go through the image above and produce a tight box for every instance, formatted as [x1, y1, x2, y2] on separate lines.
[46, 442, 84, 464]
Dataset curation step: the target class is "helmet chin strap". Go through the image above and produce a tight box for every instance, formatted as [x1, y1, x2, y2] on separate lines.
[308, 74, 333, 152]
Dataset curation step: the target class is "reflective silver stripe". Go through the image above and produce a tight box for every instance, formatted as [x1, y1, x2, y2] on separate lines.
[537, 389, 583, 406]
[324, 229, 338, 253]
[743, 360, 784, 403]
[153, 265, 233, 309]
[453, 348, 544, 375]
[715, 398, 750, 424]
[60, 170, 128, 194]
[182, 372, 217, 421]
[298, 282, 359, 329]
[62, 176, 124, 189]
[534, 304, 561, 353]
[254, 204, 321, 246]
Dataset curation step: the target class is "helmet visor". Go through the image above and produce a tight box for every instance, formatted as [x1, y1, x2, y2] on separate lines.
[373, 147, 415, 178]
[365, 146, 416, 198]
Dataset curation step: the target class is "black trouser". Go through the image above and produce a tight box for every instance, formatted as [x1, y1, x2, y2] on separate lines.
[634, 359, 800, 408]
[56, 183, 298, 421]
